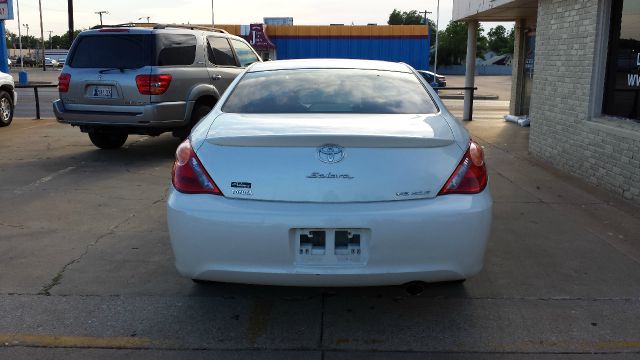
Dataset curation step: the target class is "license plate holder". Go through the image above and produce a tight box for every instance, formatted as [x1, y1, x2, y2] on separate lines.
[294, 228, 369, 265]
[92, 86, 113, 98]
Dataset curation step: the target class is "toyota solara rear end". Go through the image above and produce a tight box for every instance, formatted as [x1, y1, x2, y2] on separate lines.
[167, 59, 492, 286]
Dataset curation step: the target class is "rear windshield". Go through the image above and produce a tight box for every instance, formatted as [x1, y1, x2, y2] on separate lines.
[69, 33, 197, 68]
[69, 35, 153, 68]
[222, 69, 438, 114]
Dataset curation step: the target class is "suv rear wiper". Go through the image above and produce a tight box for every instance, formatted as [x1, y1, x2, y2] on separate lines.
[98, 67, 139, 74]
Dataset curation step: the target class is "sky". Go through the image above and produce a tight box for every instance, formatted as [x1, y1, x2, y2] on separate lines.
[5, 0, 513, 38]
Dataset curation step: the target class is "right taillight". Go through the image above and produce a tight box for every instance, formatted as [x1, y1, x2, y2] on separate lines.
[438, 140, 488, 195]
[136, 74, 172, 95]
[58, 73, 71, 93]
[172, 139, 223, 196]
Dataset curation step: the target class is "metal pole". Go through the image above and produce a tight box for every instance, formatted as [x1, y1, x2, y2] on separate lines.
[23, 24, 28, 54]
[16, 0, 23, 70]
[463, 20, 478, 121]
[434, 0, 440, 75]
[211, 0, 214, 25]
[39, 0, 46, 71]
[34, 87, 40, 119]
[68, 0, 74, 48]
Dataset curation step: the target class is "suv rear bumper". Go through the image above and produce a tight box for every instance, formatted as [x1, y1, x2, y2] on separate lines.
[53, 99, 191, 129]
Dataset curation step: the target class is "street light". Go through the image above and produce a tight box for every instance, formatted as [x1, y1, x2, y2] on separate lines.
[138, 16, 151, 23]
[22, 24, 29, 51]
[95, 10, 109, 26]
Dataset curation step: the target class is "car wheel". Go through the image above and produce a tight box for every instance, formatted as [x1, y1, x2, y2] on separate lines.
[0, 90, 14, 127]
[88, 131, 128, 149]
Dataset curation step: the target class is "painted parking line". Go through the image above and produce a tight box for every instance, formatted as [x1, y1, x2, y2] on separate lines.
[0, 334, 152, 349]
[13, 166, 76, 195]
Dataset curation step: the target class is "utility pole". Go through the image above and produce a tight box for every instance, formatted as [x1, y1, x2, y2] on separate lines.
[68, 0, 74, 48]
[16, 0, 24, 72]
[39, 0, 46, 71]
[420, 10, 432, 73]
[434, 0, 440, 77]
[95, 11, 109, 26]
[48, 30, 53, 50]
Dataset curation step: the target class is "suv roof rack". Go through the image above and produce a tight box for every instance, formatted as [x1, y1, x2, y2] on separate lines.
[90, 23, 139, 30]
[153, 24, 229, 34]
[90, 23, 229, 34]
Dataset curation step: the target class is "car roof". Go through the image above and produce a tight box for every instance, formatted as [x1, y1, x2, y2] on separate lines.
[248, 59, 413, 73]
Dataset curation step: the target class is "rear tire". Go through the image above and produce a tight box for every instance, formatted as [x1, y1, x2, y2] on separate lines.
[174, 103, 213, 139]
[191, 103, 213, 124]
[88, 131, 128, 149]
[0, 90, 14, 127]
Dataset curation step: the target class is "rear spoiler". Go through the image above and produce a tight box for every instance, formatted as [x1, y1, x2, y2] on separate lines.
[207, 134, 454, 148]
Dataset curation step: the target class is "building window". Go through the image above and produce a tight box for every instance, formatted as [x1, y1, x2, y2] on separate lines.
[603, 0, 640, 122]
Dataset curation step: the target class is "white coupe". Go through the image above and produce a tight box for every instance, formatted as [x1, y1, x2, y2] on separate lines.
[167, 59, 492, 286]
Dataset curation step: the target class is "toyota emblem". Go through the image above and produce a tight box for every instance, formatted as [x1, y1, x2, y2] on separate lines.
[317, 144, 345, 164]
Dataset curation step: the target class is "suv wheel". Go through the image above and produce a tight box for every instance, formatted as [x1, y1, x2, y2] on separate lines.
[88, 131, 128, 149]
[173, 103, 213, 139]
[0, 91, 14, 127]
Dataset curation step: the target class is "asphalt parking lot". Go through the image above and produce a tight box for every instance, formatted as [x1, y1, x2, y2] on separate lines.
[1, 76, 640, 359]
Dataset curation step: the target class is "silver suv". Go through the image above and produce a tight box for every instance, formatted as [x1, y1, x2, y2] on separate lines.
[53, 24, 261, 149]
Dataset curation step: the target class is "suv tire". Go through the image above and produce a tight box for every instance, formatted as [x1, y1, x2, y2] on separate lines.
[88, 131, 128, 149]
[0, 90, 14, 127]
[173, 103, 213, 139]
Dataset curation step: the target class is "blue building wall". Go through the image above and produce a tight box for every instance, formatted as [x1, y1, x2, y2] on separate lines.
[272, 37, 430, 71]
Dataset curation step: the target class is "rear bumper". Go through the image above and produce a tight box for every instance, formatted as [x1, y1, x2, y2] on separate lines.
[167, 188, 493, 286]
[53, 99, 191, 129]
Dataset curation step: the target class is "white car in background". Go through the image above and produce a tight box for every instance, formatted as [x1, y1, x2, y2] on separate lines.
[167, 59, 492, 286]
[0, 71, 16, 127]
[44, 58, 59, 67]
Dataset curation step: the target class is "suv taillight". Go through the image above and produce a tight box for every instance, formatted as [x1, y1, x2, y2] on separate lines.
[58, 73, 71, 93]
[438, 140, 488, 195]
[172, 139, 223, 195]
[136, 74, 172, 95]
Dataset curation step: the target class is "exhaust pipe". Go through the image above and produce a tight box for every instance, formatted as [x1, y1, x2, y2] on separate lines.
[404, 282, 426, 296]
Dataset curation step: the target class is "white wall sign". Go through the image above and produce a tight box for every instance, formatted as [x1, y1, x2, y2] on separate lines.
[0, 0, 13, 20]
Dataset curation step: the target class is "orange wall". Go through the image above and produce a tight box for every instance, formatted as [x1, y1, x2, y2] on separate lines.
[195, 24, 428, 38]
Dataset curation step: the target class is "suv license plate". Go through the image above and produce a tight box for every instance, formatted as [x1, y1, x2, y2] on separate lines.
[92, 86, 112, 98]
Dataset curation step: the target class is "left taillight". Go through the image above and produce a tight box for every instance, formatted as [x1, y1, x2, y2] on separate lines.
[136, 74, 172, 95]
[172, 139, 223, 196]
[58, 73, 71, 92]
[438, 140, 488, 195]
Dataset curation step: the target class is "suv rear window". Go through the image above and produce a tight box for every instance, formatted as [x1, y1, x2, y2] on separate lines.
[68, 33, 197, 68]
[222, 69, 439, 114]
[156, 34, 197, 66]
[69, 35, 153, 68]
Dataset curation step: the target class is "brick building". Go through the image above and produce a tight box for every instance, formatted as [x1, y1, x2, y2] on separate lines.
[453, 0, 640, 204]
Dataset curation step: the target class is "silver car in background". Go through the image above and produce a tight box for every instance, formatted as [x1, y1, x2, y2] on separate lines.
[53, 24, 261, 149]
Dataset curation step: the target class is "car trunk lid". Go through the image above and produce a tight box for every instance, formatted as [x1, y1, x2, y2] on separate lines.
[196, 113, 464, 203]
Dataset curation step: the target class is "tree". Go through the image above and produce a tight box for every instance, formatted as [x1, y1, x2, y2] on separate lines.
[434, 21, 488, 66]
[487, 25, 513, 55]
[387, 9, 437, 43]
